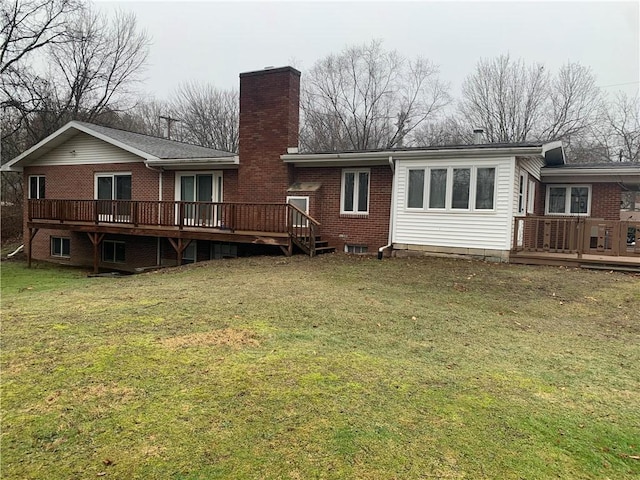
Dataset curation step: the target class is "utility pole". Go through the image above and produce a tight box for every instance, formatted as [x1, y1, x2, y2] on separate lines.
[159, 115, 181, 140]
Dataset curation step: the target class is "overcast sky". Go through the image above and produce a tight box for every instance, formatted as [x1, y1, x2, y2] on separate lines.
[96, 1, 639, 101]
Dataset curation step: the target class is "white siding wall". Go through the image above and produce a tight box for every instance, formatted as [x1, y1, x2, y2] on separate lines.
[513, 156, 544, 216]
[31, 132, 141, 166]
[518, 156, 544, 180]
[393, 156, 515, 251]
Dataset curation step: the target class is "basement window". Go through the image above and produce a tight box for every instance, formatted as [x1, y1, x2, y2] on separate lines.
[50, 237, 70, 257]
[345, 244, 368, 254]
[102, 240, 125, 263]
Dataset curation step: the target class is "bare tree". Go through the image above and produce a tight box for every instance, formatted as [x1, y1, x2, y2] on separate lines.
[459, 55, 604, 147]
[171, 82, 239, 152]
[47, 7, 150, 123]
[0, 0, 80, 75]
[541, 62, 602, 140]
[2, 3, 150, 171]
[459, 54, 548, 143]
[300, 40, 450, 151]
[412, 115, 473, 146]
[120, 98, 172, 138]
[591, 92, 640, 163]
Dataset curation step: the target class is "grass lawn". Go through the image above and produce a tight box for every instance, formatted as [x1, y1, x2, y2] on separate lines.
[1, 253, 639, 479]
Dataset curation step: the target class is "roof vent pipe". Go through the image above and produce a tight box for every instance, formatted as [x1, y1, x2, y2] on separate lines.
[473, 128, 484, 144]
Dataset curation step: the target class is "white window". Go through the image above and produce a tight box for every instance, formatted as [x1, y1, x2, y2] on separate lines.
[429, 168, 447, 209]
[545, 185, 591, 216]
[408, 166, 496, 212]
[95, 173, 131, 200]
[527, 179, 536, 214]
[341, 169, 369, 214]
[518, 173, 526, 214]
[407, 169, 425, 209]
[29, 176, 45, 199]
[102, 240, 125, 263]
[51, 237, 70, 257]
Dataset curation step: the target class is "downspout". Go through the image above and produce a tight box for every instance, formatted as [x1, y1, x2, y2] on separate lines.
[145, 162, 164, 266]
[378, 155, 396, 260]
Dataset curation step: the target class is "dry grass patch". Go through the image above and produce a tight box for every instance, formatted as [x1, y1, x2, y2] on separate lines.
[160, 328, 260, 349]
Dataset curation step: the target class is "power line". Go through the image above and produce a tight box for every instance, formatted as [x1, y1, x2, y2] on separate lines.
[598, 81, 640, 89]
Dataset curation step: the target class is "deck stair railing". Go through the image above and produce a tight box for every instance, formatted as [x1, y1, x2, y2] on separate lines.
[286, 203, 320, 256]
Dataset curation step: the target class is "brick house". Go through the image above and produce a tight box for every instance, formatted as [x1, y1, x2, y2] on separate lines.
[3, 66, 640, 270]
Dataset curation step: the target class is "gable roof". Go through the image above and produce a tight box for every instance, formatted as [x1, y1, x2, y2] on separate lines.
[1, 121, 238, 171]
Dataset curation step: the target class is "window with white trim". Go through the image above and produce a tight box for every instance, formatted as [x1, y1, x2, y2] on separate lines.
[545, 185, 591, 216]
[527, 179, 536, 214]
[50, 237, 70, 257]
[102, 240, 125, 263]
[29, 176, 45, 199]
[341, 169, 369, 214]
[518, 173, 526, 214]
[95, 173, 131, 200]
[407, 166, 496, 212]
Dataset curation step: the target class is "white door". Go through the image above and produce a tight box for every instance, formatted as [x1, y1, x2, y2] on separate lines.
[176, 173, 222, 226]
[287, 196, 309, 228]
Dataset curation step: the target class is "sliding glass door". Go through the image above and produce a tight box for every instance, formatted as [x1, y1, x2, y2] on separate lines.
[177, 173, 222, 226]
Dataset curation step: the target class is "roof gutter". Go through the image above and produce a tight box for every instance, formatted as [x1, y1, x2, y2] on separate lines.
[145, 156, 239, 168]
[282, 146, 545, 165]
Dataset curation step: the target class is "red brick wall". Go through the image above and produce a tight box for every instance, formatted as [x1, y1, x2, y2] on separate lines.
[238, 67, 300, 203]
[23, 162, 161, 268]
[539, 182, 621, 220]
[293, 166, 392, 252]
[591, 183, 621, 220]
[223, 169, 239, 202]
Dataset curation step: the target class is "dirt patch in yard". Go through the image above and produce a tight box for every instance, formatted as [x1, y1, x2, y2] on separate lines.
[160, 328, 259, 349]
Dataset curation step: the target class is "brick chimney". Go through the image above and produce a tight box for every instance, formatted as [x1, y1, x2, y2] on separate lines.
[238, 66, 301, 203]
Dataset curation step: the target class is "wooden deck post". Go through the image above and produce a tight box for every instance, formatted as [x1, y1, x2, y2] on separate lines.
[27, 228, 39, 268]
[168, 238, 191, 266]
[86, 233, 105, 274]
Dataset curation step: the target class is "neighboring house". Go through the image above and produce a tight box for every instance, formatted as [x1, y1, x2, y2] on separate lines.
[3, 66, 640, 271]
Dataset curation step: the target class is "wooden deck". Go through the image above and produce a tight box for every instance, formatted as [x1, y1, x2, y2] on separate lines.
[27, 219, 291, 246]
[511, 216, 640, 270]
[27, 199, 324, 271]
[510, 251, 640, 271]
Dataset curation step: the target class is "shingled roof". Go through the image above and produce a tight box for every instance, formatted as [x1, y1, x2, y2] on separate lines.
[72, 121, 236, 159]
[1, 121, 237, 171]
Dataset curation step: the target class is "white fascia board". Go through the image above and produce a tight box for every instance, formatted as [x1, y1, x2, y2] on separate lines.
[541, 140, 564, 155]
[541, 166, 640, 177]
[281, 146, 544, 166]
[145, 155, 239, 168]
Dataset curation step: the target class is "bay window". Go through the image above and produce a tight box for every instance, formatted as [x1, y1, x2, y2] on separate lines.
[406, 166, 496, 211]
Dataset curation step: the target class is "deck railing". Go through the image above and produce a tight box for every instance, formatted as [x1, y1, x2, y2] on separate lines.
[28, 199, 315, 236]
[513, 216, 640, 257]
